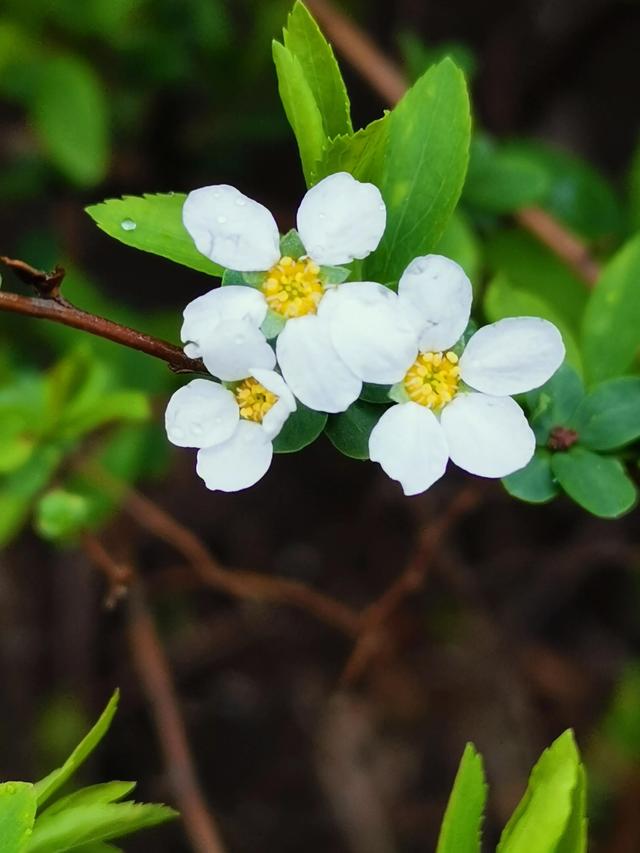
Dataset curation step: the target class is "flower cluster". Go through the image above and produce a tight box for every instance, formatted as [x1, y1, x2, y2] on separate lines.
[166, 172, 565, 494]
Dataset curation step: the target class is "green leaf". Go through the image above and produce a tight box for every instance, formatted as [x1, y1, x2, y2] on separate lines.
[35, 490, 92, 542]
[359, 383, 391, 404]
[283, 2, 352, 138]
[325, 400, 382, 460]
[86, 194, 223, 277]
[502, 450, 559, 504]
[279, 228, 306, 258]
[41, 783, 136, 819]
[31, 55, 109, 186]
[433, 211, 482, 283]
[629, 135, 640, 233]
[582, 234, 640, 383]
[525, 363, 585, 445]
[505, 141, 622, 241]
[312, 115, 389, 185]
[0, 444, 64, 547]
[272, 40, 326, 185]
[34, 691, 120, 807]
[272, 404, 327, 453]
[26, 801, 177, 853]
[484, 273, 583, 374]
[464, 135, 551, 213]
[365, 59, 471, 283]
[551, 447, 637, 519]
[435, 744, 487, 853]
[572, 377, 640, 451]
[555, 763, 587, 853]
[497, 731, 582, 853]
[0, 782, 37, 853]
[486, 230, 587, 340]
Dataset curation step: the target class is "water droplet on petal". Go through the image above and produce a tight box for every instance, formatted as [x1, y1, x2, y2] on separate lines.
[121, 219, 137, 231]
[236, 197, 246, 207]
[192, 423, 203, 436]
[318, 212, 326, 220]
[217, 215, 227, 224]
[378, 203, 385, 211]
[215, 416, 223, 424]
[173, 427, 184, 440]
[234, 334, 245, 344]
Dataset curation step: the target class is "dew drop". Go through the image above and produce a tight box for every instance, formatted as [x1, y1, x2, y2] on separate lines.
[234, 334, 245, 344]
[235, 197, 247, 207]
[318, 212, 326, 220]
[217, 215, 227, 224]
[120, 219, 137, 231]
[193, 423, 203, 436]
[378, 203, 385, 211]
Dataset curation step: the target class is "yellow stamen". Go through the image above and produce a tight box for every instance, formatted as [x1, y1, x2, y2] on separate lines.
[403, 351, 460, 410]
[261, 256, 324, 318]
[233, 378, 278, 423]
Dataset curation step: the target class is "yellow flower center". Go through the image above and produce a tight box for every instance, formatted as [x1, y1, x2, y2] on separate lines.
[262, 256, 324, 318]
[403, 351, 461, 410]
[233, 378, 278, 423]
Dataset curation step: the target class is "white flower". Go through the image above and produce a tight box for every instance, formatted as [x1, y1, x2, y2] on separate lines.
[165, 371, 296, 492]
[182, 172, 419, 412]
[368, 255, 566, 496]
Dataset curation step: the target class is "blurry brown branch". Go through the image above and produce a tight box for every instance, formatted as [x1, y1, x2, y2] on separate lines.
[82, 533, 133, 609]
[83, 462, 361, 637]
[82, 533, 228, 853]
[307, 0, 602, 288]
[340, 485, 481, 685]
[0, 256, 204, 374]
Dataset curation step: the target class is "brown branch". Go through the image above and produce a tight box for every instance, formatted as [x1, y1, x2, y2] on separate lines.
[307, 0, 601, 288]
[0, 257, 204, 374]
[82, 533, 133, 609]
[128, 583, 229, 853]
[82, 462, 361, 637]
[81, 535, 228, 853]
[340, 485, 481, 685]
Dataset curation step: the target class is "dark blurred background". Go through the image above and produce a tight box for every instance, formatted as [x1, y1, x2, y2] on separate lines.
[1, 0, 640, 851]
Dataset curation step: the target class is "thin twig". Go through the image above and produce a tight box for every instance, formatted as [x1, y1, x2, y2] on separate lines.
[307, 0, 602, 288]
[82, 462, 361, 637]
[0, 256, 204, 374]
[81, 536, 228, 853]
[340, 485, 481, 685]
[82, 533, 133, 609]
[129, 583, 229, 853]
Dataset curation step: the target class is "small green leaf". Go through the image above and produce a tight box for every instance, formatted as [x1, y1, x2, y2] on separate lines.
[525, 363, 585, 445]
[582, 234, 640, 383]
[484, 274, 583, 374]
[31, 54, 109, 186]
[35, 691, 120, 807]
[26, 801, 177, 853]
[272, 404, 327, 453]
[555, 763, 587, 853]
[325, 400, 382, 459]
[572, 377, 640, 451]
[365, 59, 471, 283]
[261, 310, 286, 340]
[551, 447, 637, 519]
[272, 40, 326, 185]
[502, 450, 559, 504]
[86, 194, 223, 277]
[359, 383, 392, 404]
[435, 744, 487, 853]
[35, 489, 92, 542]
[279, 228, 306, 258]
[464, 134, 551, 213]
[41, 782, 136, 818]
[283, 2, 352, 139]
[312, 115, 389, 185]
[0, 782, 37, 853]
[0, 444, 64, 548]
[497, 731, 582, 853]
[321, 264, 350, 284]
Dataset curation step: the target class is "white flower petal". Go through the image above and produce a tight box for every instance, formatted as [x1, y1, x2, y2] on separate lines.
[196, 420, 273, 492]
[200, 318, 275, 381]
[369, 402, 449, 496]
[441, 392, 535, 478]
[276, 314, 361, 413]
[249, 367, 297, 439]
[398, 255, 473, 352]
[460, 317, 565, 396]
[181, 286, 268, 357]
[296, 172, 386, 266]
[319, 282, 418, 384]
[165, 379, 238, 449]
[183, 185, 281, 272]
